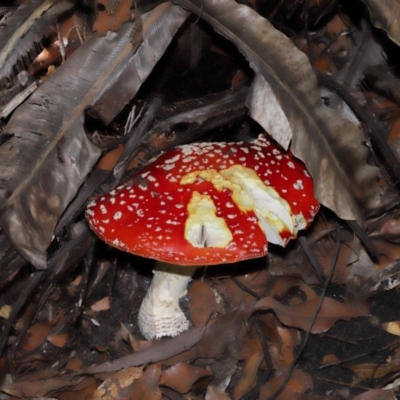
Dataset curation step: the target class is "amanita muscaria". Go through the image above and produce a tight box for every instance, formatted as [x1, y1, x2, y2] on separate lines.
[86, 135, 319, 340]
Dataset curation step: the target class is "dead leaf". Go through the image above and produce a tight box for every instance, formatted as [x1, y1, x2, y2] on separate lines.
[256, 314, 299, 369]
[0, 2, 189, 268]
[91, 296, 111, 312]
[58, 377, 98, 400]
[275, 325, 298, 367]
[269, 277, 318, 301]
[0, 0, 74, 86]
[212, 277, 256, 310]
[233, 351, 264, 400]
[235, 324, 263, 361]
[165, 307, 250, 365]
[381, 321, 400, 336]
[97, 145, 124, 171]
[69, 275, 82, 286]
[259, 368, 313, 399]
[322, 354, 340, 365]
[160, 362, 212, 394]
[253, 296, 369, 333]
[348, 362, 400, 379]
[325, 14, 350, 39]
[189, 280, 224, 326]
[94, 0, 132, 36]
[29, 46, 62, 75]
[370, 212, 400, 240]
[128, 363, 162, 400]
[93, 366, 143, 399]
[361, 0, 400, 47]
[1, 374, 82, 398]
[86, 325, 205, 374]
[47, 332, 68, 348]
[353, 389, 395, 400]
[234, 269, 269, 298]
[21, 321, 51, 351]
[206, 385, 231, 400]
[65, 358, 84, 371]
[0, 304, 12, 320]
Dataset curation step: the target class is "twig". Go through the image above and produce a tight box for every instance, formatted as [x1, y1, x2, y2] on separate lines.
[299, 235, 326, 283]
[316, 376, 373, 391]
[255, 319, 274, 381]
[370, 347, 394, 384]
[231, 276, 260, 300]
[320, 333, 358, 345]
[123, 85, 249, 178]
[320, 340, 400, 369]
[346, 220, 379, 262]
[56, 20, 67, 63]
[269, 221, 341, 400]
[111, 97, 162, 187]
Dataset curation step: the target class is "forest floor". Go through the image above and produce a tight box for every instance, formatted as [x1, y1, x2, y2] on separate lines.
[2, 0, 400, 399]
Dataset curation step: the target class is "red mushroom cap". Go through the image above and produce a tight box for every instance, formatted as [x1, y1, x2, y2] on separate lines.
[86, 135, 319, 266]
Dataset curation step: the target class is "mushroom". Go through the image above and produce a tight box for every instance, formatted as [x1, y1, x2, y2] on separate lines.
[86, 135, 319, 340]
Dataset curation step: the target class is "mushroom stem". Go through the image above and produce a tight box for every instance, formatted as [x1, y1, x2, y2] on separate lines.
[138, 262, 197, 340]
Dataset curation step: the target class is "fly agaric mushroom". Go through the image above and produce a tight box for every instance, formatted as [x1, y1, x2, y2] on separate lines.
[86, 135, 319, 340]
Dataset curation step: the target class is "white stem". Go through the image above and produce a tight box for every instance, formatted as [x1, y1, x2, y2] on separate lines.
[138, 262, 197, 340]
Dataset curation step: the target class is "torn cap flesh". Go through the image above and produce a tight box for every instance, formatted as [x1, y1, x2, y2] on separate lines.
[86, 135, 320, 265]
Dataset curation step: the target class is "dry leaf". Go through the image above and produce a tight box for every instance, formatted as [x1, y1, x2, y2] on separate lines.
[348, 362, 400, 379]
[352, 388, 394, 400]
[206, 385, 231, 400]
[1, 374, 82, 398]
[21, 321, 51, 351]
[0, 304, 12, 320]
[189, 280, 224, 326]
[120, 322, 137, 350]
[253, 296, 369, 333]
[381, 321, 400, 336]
[233, 351, 264, 400]
[0, 2, 189, 268]
[212, 277, 256, 310]
[361, 0, 400, 47]
[164, 307, 249, 365]
[97, 145, 124, 171]
[234, 269, 269, 298]
[269, 277, 318, 301]
[94, 0, 132, 36]
[47, 332, 68, 348]
[322, 354, 340, 365]
[58, 377, 98, 400]
[128, 363, 162, 400]
[275, 326, 298, 367]
[93, 366, 143, 399]
[65, 358, 84, 371]
[160, 362, 212, 394]
[259, 368, 313, 399]
[91, 296, 111, 312]
[0, 0, 75, 86]
[86, 325, 205, 374]
[257, 314, 299, 369]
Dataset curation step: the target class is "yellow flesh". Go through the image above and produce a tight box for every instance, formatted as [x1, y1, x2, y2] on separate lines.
[181, 165, 295, 246]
